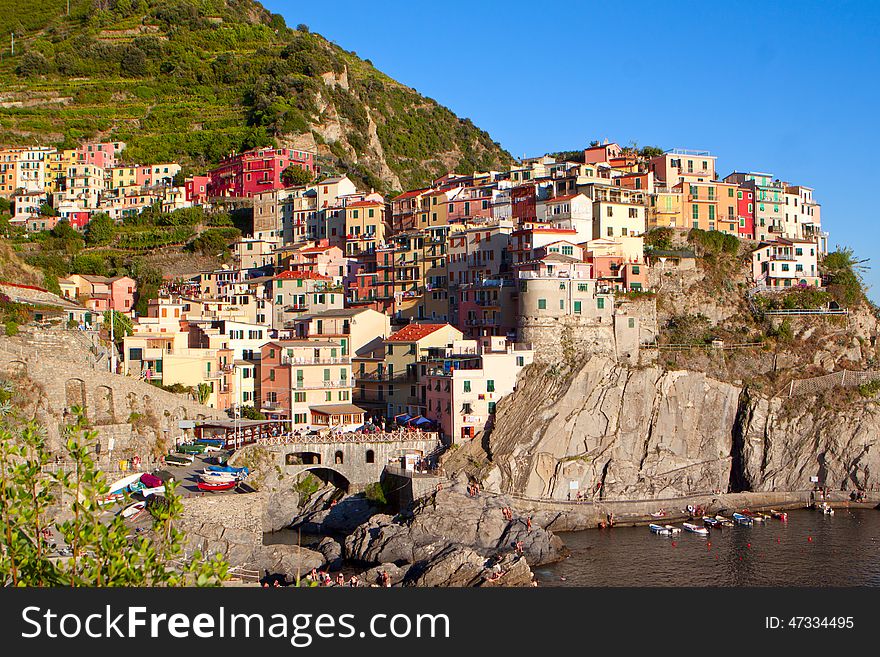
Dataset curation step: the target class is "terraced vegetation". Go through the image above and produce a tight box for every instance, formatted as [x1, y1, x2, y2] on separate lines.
[0, 0, 512, 191]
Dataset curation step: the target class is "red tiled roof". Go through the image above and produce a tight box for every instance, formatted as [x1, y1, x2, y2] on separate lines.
[392, 188, 429, 201]
[347, 199, 385, 208]
[275, 270, 332, 281]
[387, 323, 449, 342]
[546, 194, 579, 203]
[299, 246, 332, 254]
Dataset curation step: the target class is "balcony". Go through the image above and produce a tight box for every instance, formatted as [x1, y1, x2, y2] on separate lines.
[293, 378, 355, 390]
[261, 400, 283, 411]
[281, 355, 351, 365]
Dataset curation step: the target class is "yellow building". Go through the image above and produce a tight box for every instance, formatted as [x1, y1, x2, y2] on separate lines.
[110, 166, 139, 190]
[344, 199, 387, 256]
[648, 190, 684, 229]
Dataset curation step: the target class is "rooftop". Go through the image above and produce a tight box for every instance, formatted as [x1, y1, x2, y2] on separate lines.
[387, 323, 450, 342]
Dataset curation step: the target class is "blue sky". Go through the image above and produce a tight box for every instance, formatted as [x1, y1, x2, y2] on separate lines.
[264, 0, 880, 299]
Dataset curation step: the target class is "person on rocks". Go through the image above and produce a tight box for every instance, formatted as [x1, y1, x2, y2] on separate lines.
[526, 516, 532, 531]
[515, 540, 524, 555]
[381, 571, 391, 587]
[336, 573, 345, 586]
[349, 575, 360, 587]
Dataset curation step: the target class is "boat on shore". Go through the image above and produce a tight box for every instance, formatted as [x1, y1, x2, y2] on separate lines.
[118, 501, 146, 519]
[702, 516, 722, 529]
[164, 452, 194, 466]
[683, 522, 710, 536]
[197, 480, 236, 492]
[650, 510, 667, 519]
[650, 523, 671, 535]
[199, 471, 236, 483]
[733, 512, 753, 525]
[770, 509, 788, 521]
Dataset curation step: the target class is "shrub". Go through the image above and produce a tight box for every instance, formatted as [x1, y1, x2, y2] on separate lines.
[4, 321, 19, 336]
[364, 481, 388, 505]
[858, 379, 880, 398]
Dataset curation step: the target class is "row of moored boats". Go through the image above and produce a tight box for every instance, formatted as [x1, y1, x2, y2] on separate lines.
[649, 509, 790, 536]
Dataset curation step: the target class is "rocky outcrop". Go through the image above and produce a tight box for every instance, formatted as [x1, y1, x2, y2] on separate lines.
[457, 355, 880, 500]
[344, 475, 566, 568]
[290, 487, 378, 534]
[402, 546, 534, 588]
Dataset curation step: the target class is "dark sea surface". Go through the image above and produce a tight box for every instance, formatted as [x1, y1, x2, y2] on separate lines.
[534, 508, 880, 587]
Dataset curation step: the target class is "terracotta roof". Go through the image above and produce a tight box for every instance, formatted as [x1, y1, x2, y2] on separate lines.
[392, 188, 429, 201]
[275, 270, 332, 281]
[387, 323, 450, 342]
[347, 199, 385, 208]
[299, 245, 333, 253]
[546, 194, 579, 203]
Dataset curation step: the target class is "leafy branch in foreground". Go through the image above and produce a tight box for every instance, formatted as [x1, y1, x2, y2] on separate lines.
[0, 403, 228, 586]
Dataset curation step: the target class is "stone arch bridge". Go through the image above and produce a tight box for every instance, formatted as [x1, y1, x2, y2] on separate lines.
[230, 432, 443, 491]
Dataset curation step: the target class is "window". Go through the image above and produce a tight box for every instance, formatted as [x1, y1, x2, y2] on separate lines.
[463, 380, 471, 393]
[606, 206, 613, 217]
[607, 227, 614, 237]
[574, 301, 582, 314]
[728, 188, 734, 197]
[268, 370, 275, 381]
[488, 402, 496, 415]
[632, 265, 640, 274]
[628, 318, 635, 329]
[559, 299, 565, 309]
[708, 206, 715, 220]
[294, 392, 306, 402]
[795, 248, 803, 256]
[562, 245, 573, 256]
[516, 356, 524, 366]
[692, 205, 699, 220]
[597, 298, 605, 310]
[537, 298, 546, 310]
[487, 380, 495, 392]
[325, 391, 332, 401]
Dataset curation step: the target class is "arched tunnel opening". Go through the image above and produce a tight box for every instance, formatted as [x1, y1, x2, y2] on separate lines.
[297, 467, 351, 494]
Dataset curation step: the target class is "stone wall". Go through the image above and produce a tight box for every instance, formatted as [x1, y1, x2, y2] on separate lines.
[0, 327, 222, 463]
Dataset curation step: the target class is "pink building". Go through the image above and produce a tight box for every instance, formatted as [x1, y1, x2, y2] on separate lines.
[206, 147, 316, 199]
[136, 163, 180, 188]
[64, 274, 137, 314]
[77, 142, 125, 169]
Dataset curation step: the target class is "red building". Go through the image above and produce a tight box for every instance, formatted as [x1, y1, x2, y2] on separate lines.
[185, 175, 210, 204]
[511, 184, 538, 224]
[206, 147, 317, 199]
[737, 187, 755, 239]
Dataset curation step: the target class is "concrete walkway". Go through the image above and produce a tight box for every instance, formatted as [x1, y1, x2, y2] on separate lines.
[509, 490, 880, 532]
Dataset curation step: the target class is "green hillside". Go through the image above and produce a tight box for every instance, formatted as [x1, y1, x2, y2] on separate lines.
[0, 0, 512, 191]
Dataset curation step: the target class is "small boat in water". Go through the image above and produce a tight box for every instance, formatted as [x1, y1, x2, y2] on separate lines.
[770, 509, 788, 521]
[715, 515, 735, 527]
[742, 510, 766, 523]
[664, 525, 682, 534]
[733, 512, 753, 525]
[650, 523, 671, 535]
[683, 522, 710, 536]
[703, 516, 722, 529]
[197, 480, 236, 492]
[820, 502, 834, 515]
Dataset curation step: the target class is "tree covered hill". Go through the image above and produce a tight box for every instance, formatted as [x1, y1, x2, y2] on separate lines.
[0, 0, 512, 191]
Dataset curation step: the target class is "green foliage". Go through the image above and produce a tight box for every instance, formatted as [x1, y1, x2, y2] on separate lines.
[84, 213, 115, 247]
[753, 288, 832, 311]
[189, 227, 240, 256]
[662, 313, 712, 345]
[767, 319, 794, 344]
[858, 379, 880, 398]
[0, 407, 229, 586]
[103, 310, 134, 339]
[822, 248, 868, 308]
[239, 405, 265, 420]
[70, 252, 108, 276]
[643, 227, 674, 251]
[364, 481, 388, 506]
[4, 320, 19, 336]
[639, 146, 664, 158]
[688, 228, 740, 255]
[0, 0, 511, 191]
[293, 472, 321, 499]
[281, 164, 314, 187]
[196, 383, 211, 404]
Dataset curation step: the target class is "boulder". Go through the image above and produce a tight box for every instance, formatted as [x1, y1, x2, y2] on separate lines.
[344, 476, 566, 568]
[316, 537, 343, 571]
[254, 544, 325, 582]
[261, 491, 304, 532]
[360, 562, 408, 587]
[403, 544, 535, 588]
[292, 491, 379, 534]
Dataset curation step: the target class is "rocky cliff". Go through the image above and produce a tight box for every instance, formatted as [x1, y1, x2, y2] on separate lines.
[449, 356, 880, 500]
